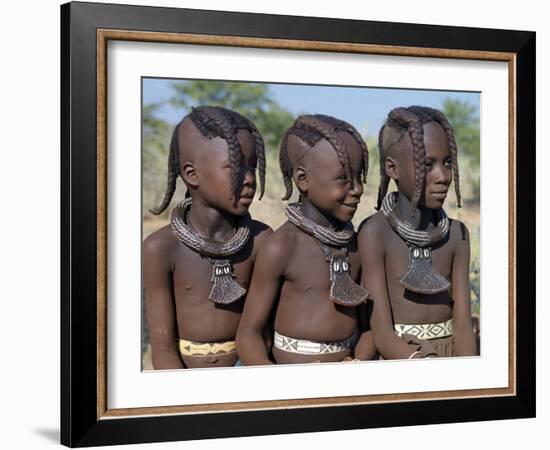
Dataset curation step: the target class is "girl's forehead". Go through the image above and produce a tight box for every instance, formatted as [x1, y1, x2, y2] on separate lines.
[339, 132, 363, 161]
[179, 120, 255, 161]
[236, 127, 253, 140]
[423, 122, 450, 156]
[236, 129, 256, 156]
[396, 121, 449, 161]
[423, 121, 446, 140]
[308, 134, 362, 170]
[307, 138, 344, 165]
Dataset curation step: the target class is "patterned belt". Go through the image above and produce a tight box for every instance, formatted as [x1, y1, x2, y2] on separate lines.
[393, 318, 454, 340]
[178, 338, 236, 356]
[273, 330, 357, 355]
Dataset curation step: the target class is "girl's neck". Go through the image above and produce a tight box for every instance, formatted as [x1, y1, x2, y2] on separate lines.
[396, 191, 433, 230]
[186, 196, 238, 241]
[300, 196, 342, 230]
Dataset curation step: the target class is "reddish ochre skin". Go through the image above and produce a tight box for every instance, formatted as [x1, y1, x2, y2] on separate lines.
[143, 119, 272, 369]
[357, 122, 476, 359]
[236, 131, 377, 365]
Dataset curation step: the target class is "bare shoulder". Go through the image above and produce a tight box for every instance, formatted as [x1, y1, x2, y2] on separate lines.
[142, 224, 177, 261]
[357, 211, 388, 242]
[448, 218, 470, 244]
[250, 219, 273, 247]
[256, 221, 296, 263]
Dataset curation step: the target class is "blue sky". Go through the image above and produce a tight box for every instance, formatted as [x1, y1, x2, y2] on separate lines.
[143, 78, 479, 140]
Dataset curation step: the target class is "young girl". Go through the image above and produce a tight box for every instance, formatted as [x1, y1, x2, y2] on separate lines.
[143, 106, 272, 369]
[236, 114, 376, 365]
[358, 106, 476, 359]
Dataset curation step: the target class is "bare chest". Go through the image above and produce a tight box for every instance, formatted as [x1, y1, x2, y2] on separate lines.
[384, 231, 454, 282]
[285, 234, 361, 291]
[171, 242, 254, 305]
[383, 229, 455, 323]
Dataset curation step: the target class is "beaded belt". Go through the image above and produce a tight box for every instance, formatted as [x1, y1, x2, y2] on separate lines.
[178, 338, 236, 356]
[393, 318, 454, 340]
[273, 331, 357, 355]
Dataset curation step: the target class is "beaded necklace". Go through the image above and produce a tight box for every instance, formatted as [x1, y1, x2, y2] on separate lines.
[285, 202, 368, 306]
[171, 198, 250, 304]
[381, 192, 450, 294]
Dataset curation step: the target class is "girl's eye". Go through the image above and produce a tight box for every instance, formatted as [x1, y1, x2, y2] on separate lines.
[445, 160, 452, 167]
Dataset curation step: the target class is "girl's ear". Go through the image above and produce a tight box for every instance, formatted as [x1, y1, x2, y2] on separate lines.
[385, 156, 399, 181]
[294, 165, 308, 193]
[181, 162, 199, 189]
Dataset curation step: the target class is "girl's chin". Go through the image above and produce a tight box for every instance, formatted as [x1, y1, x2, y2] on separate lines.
[232, 204, 252, 215]
[424, 199, 446, 209]
[238, 197, 253, 206]
[334, 209, 356, 223]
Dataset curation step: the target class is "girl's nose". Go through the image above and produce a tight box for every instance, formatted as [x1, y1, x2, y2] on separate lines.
[350, 177, 364, 196]
[242, 166, 256, 186]
[433, 164, 452, 184]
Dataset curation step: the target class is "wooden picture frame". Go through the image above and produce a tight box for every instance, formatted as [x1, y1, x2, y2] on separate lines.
[61, 1, 535, 446]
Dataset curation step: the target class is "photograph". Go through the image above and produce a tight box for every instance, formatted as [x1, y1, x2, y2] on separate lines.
[141, 78, 482, 370]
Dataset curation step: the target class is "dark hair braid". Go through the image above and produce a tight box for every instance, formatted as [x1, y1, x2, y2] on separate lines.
[148, 122, 181, 215]
[279, 132, 296, 201]
[314, 114, 369, 183]
[376, 105, 462, 213]
[279, 114, 368, 200]
[202, 107, 244, 199]
[387, 108, 426, 214]
[376, 124, 391, 211]
[249, 125, 266, 200]
[410, 106, 462, 208]
[408, 116, 427, 214]
[301, 115, 350, 177]
[149, 105, 266, 214]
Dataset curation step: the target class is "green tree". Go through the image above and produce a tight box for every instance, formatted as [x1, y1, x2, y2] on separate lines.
[443, 99, 480, 164]
[442, 99, 480, 315]
[143, 103, 171, 217]
[443, 98, 480, 202]
[170, 81, 294, 152]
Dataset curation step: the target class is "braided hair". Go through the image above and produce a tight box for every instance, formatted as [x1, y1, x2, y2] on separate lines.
[149, 106, 266, 215]
[279, 114, 369, 200]
[376, 105, 461, 213]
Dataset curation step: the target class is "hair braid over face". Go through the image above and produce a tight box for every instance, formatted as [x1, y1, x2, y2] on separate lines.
[314, 114, 370, 184]
[199, 107, 244, 200]
[149, 106, 266, 215]
[376, 124, 391, 211]
[279, 114, 369, 200]
[248, 125, 266, 200]
[410, 106, 462, 208]
[376, 105, 462, 214]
